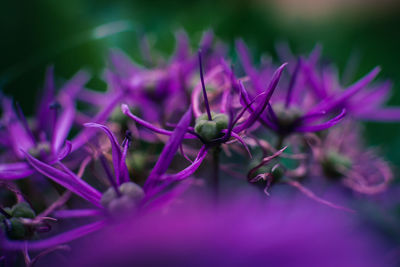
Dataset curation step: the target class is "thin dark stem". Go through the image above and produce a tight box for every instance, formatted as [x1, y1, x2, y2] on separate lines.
[198, 50, 212, 121]
[99, 154, 121, 197]
[212, 146, 221, 201]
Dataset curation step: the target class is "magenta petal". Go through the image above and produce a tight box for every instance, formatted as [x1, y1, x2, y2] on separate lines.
[295, 109, 346, 132]
[22, 151, 102, 207]
[356, 107, 400, 122]
[53, 209, 103, 219]
[145, 107, 192, 191]
[84, 123, 124, 184]
[234, 63, 287, 133]
[0, 162, 34, 180]
[1, 220, 106, 251]
[161, 145, 208, 183]
[52, 101, 75, 153]
[71, 91, 124, 152]
[56, 141, 72, 162]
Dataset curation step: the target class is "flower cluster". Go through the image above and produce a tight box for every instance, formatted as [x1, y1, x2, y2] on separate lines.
[0, 31, 399, 266]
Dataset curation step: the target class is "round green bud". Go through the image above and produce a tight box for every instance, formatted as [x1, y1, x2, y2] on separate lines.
[101, 187, 117, 208]
[11, 202, 35, 219]
[322, 151, 352, 179]
[119, 182, 145, 203]
[195, 120, 218, 141]
[7, 218, 26, 240]
[194, 112, 229, 141]
[195, 112, 215, 124]
[213, 113, 229, 132]
[108, 195, 138, 215]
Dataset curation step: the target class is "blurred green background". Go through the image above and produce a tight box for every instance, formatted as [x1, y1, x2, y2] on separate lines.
[1, 0, 400, 166]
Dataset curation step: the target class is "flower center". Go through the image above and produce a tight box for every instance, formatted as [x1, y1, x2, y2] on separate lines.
[194, 112, 229, 142]
[272, 103, 303, 133]
[101, 182, 145, 215]
[28, 142, 51, 157]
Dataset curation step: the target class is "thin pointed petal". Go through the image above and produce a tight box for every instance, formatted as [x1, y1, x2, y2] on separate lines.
[52, 101, 75, 153]
[22, 151, 102, 207]
[0, 162, 34, 180]
[2, 220, 106, 251]
[234, 63, 287, 133]
[145, 107, 192, 190]
[286, 180, 354, 213]
[295, 109, 346, 132]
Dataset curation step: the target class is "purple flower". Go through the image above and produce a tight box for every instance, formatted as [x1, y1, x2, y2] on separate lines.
[1, 106, 197, 255]
[308, 120, 393, 194]
[0, 67, 90, 180]
[236, 40, 346, 138]
[121, 50, 287, 164]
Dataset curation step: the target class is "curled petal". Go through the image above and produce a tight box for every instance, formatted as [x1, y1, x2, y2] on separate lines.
[56, 141, 72, 162]
[122, 104, 196, 139]
[84, 123, 123, 184]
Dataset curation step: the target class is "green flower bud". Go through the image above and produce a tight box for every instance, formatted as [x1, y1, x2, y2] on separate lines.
[7, 218, 26, 240]
[101, 188, 117, 208]
[119, 182, 145, 202]
[213, 113, 229, 132]
[194, 112, 229, 141]
[101, 182, 144, 214]
[11, 202, 35, 219]
[195, 120, 218, 141]
[108, 195, 138, 215]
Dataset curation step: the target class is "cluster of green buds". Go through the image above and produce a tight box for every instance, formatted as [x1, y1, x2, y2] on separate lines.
[101, 182, 145, 215]
[0, 202, 36, 240]
[194, 112, 229, 142]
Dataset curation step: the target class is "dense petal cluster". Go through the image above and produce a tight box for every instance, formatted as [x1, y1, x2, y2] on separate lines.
[0, 31, 398, 266]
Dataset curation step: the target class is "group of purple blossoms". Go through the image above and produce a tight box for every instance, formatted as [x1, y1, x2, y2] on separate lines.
[0, 31, 399, 265]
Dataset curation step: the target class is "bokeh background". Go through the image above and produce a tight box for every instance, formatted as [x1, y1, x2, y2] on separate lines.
[1, 0, 400, 167]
